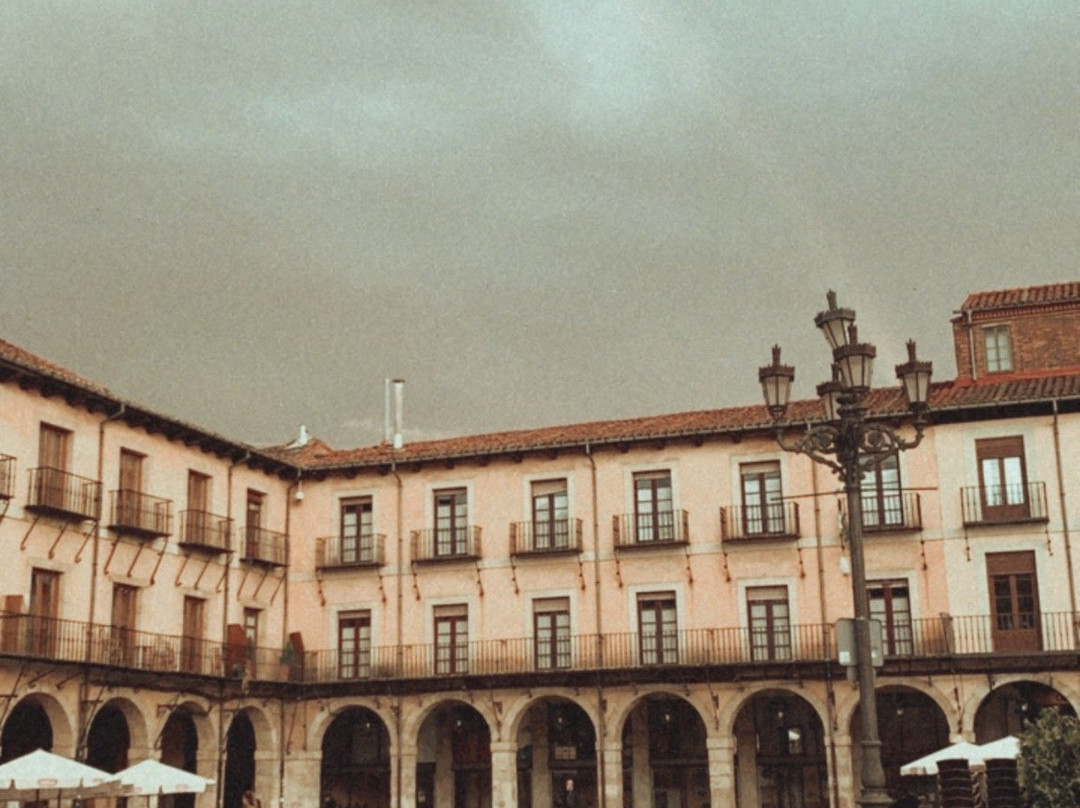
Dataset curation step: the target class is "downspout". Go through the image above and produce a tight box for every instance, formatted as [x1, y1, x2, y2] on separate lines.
[964, 309, 977, 381]
[219, 449, 249, 808]
[585, 442, 606, 808]
[1051, 400, 1078, 643]
[280, 469, 299, 808]
[392, 459, 404, 808]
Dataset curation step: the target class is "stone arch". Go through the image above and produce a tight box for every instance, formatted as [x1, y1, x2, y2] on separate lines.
[152, 699, 216, 764]
[969, 676, 1077, 741]
[0, 693, 74, 759]
[511, 693, 600, 808]
[308, 700, 397, 753]
[500, 689, 600, 743]
[320, 705, 392, 808]
[605, 685, 713, 741]
[411, 699, 493, 808]
[833, 679, 958, 739]
[722, 684, 831, 739]
[85, 696, 151, 773]
[401, 696, 498, 743]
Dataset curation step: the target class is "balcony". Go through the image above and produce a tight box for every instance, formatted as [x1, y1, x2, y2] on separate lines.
[410, 526, 481, 563]
[0, 454, 14, 500]
[316, 533, 386, 569]
[510, 518, 582, 556]
[720, 501, 800, 542]
[179, 510, 232, 553]
[613, 510, 689, 549]
[25, 467, 102, 521]
[839, 490, 924, 533]
[108, 489, 173, 539]
[961, 481, 1049, 526]
[241, 525, 289, 567]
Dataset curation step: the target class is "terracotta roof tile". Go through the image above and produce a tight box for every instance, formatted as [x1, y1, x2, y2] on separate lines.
[0, 338, 112, 395]
[960, 282, 1080, 312]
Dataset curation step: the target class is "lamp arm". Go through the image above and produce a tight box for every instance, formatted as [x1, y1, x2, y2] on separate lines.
[853, 422, 927, 473]
[774, 424, 845, 475]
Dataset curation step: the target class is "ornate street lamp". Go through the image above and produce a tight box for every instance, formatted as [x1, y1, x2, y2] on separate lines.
[757, 290, 932, 808]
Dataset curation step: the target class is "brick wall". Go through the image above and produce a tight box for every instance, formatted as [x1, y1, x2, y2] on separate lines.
[952, 305, 1080, 380]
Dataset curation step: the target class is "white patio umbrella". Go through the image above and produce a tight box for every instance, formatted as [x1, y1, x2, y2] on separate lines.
[0, 749, 121, 800]
[116, 759, 214, 796]
[899, 741, 986, 776]
[979, 735, 1021, 761]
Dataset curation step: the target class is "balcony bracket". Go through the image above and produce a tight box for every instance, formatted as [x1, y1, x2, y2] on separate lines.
[47, 521, 71, 560]
[56, 670, 82, 690]
[377, 569, 387, 604]
[27, 665, 61, 689]
[249, 567, 270, 601]
[411, 563, 421, 601]
[236, 566, 251, 598]
[1045, 524, 1054, 556]
[721, 549, 731, 582]
[215, 564, 228, 594]
[102, 535, 121, 575]
[920, 538, 929, 571]
[268, 570, 285, 606]
[0, 498, 9, 526]
[614, 556, 624, 588]
[190, 555, 213, 590]
[508, 556, 520, 595]
[684, 545, 694, 585]
[474, 559, 484, 598]
[148, 544, 167, 585]
[175, 553, 193, 587]
[0, 664, 30, 730]
[18, 516, 40, 551]
[315, 567, 327, 607]
[126, 541, 148, 579]
[797, 547, 806, 578]
[577, 557, 586, 591]
[73, 522, 96, 564]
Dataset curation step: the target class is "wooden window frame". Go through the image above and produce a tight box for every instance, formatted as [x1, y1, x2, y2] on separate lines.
[633, 471, 674, 543]
[747, 585, 791, 661]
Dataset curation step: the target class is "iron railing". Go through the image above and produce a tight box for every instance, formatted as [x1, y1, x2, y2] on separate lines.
[613, 510, 689, 548]
[179, 510, 232, 553]
[108, 489, 173, 538]
[838, 490, 924, 532]
[317, 533, 386, 568]
[720, 501, 800, 541]
[510, 519, 583, 555]
[242, 525, 289, 567]
[410, 526, 482, 562]
[0, 454, 14, 500]
[2, 610, 1077, 685]
[961, 481, 1049, 525]
[26, 467, 101, 521]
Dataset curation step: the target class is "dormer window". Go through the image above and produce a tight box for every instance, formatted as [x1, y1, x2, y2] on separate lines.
[984, 324, 1012, 373]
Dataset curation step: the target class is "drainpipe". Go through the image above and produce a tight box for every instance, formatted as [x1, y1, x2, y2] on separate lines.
[392, 459, 404, 808]
[219, 449, 249, 808]
[1051, 400, 1078, 643]
[964, 309, 977, 381]
[280, 469, 299, 808]
[584, 442, 606, 808]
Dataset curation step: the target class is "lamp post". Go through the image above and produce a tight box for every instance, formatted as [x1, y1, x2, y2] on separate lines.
[757, 291, 932, 808]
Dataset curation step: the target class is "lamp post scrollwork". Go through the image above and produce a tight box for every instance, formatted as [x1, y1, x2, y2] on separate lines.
[757, 290, 932, 808]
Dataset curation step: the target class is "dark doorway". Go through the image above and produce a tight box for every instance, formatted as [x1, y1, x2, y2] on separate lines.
[86, 705, 131, 773]
[1, 699, 53, 761]
[161, 710, 200, 808]
[224, 713, 257, 808]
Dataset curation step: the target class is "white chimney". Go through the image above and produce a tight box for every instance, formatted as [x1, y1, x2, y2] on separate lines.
[385, 378, 405, 449]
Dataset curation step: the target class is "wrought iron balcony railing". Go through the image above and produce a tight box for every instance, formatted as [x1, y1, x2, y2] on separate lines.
[961, 481, 1049, 526]
[0, 454, 14, 500]
[510, 518, 583, 555]
[241, 525, 289, 567]
[720, 501, 800, 542]
[26, 467, 102, 521]
[317, 533, 386, 569]
[410, 526, 482, 563]
[838, 489, 924, 533]
[179, 510, 232, 553]
[1, 610, 1078, 685]
[613, 510, 689, 549]
[108, 489, 173, 539]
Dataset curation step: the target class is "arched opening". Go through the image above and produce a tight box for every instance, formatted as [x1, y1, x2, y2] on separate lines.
[850, 686, 950, 799]
[621, 695, 708, 808]
[974, 680, 1075, 741]
[515, 698, 596, 808]
[416, 702, 491, 808]
[86, 704, 131, 773]
[733, 690, 828, 808]
[224, 712, 257, 808]
[1, 698, 53, 761]
[320, 707, 391, 808]
[161, 709, 200, 808]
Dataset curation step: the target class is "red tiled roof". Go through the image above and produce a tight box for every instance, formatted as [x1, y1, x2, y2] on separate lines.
[0, 338, 112, 395]
[960, 282, 1080, 312]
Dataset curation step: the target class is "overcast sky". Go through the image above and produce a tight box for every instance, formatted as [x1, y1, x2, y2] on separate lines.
[2, 2, 1077, 448]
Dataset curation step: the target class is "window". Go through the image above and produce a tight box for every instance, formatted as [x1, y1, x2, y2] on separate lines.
[977, 436, 1029, 520]
[533, 597, 571, 670]
[748, 586, 791, 661]
[987, 551, 1041, 652]
[35, 424, 71, 510]
[245, 490, 265, 555]
[741, 461, 785, 535]
[341, 497, 374, 563]
[29, 568, 60, 656]
[111, 584, 138, 664]
[633, 471, 674, 542]
[434, 604, 468, 675]
[434, 488, 468, 556]
[532, 479, 569, 549]
[861, 454, 902, 528]
[116, 449, 145, 527]
[984, 325, 1013, 373]
[339, 611, 371, 679]
[243, 608, 260, 663]
[868, 579, 912, 656]
[637, 593, 677, 665]
[181, 596, 205, 673]
[185, 471, 212, 544]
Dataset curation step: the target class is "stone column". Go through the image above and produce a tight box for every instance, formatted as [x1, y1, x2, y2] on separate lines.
[282, 750, 321, 808]
[630, 713, 650, 808]
[397, 746, 419, 808]
[832, 735, 856, 808]
[706, 736, 736, 808]
[490, 741, 519, 808]
[599, 740, 624, 808]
